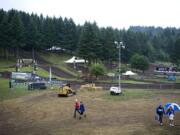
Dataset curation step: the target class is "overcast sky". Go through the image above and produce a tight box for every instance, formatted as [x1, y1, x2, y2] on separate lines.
[0, 0, 180, 29]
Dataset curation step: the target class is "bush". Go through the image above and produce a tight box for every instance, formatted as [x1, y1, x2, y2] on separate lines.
[90, 63, 106, 79]
[130, 54, 149, 73]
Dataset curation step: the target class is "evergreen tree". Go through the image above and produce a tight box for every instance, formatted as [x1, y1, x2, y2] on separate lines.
[100, 27, 116, 62]
[77, 22, 100, 63]
[9, 13, 25, 58]
[25, 17, 38, 50]
[1, 9, 180, 64]
[171, 38, 180, 67]
[54, 17, 65, 49]
[63, 18, 78, 53]
[42, 16, 56, 49]
[0, 10, 10, 58]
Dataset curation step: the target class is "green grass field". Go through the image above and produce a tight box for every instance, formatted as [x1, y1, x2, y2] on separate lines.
[0, 77, 65, 101]
[101, 89, 180, 102]
[0, 78, 32, 101]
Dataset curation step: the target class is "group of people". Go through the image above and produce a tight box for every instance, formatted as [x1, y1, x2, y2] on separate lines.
[74, 99, 86, 119]
[156, 104, 175, 126]
[73, 100, 176, 124]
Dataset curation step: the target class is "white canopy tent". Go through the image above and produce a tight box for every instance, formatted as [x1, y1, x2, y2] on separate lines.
[122, 71, 137, 76]
[47, 46, 62, 51]
[64, 56, 86, 64]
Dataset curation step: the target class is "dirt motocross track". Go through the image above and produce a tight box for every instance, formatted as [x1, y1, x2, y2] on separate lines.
[0, 90, 180, 135]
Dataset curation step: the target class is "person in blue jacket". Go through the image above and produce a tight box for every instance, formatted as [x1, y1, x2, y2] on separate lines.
[166, 106, 175, 126]
[78, 101, 86, 119]
[156, 104, 165, 125]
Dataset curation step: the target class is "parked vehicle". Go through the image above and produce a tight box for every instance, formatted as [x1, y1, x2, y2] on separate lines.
[28, 82, 47, 90]
[110, 86, 121, 95]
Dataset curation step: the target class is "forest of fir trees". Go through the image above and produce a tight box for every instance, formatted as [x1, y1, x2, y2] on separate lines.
[0, 9, 180, 66]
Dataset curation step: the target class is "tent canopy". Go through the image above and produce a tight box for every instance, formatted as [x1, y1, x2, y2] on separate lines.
[122, 71, 137, 75]
[65, 56, 86, 64]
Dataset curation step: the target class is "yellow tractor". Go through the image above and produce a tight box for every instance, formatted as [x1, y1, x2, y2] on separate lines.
[58, 83, 76, 97]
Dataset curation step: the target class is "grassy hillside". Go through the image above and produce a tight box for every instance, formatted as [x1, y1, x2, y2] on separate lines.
[0, 59, 56, 78]
[1, 52, 180, 83]
[39, 52, 79, 76]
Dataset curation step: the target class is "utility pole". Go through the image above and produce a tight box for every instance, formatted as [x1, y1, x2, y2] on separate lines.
[114, 41, 125, 91]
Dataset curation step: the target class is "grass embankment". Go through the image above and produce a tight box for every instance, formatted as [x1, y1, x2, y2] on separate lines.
[39, 52, 79, 76]
[0, 59, 57, 78]
[0, 59, 15, 72]
[0, 55, 82, 81]
[0, 78, 32, 101]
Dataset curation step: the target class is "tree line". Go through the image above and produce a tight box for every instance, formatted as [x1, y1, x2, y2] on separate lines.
[0, 9, 180, 66]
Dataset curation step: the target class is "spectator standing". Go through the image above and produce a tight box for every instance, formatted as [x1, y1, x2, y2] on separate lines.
[74, 99, 80, 118]
[79, 101, 86, 119]
[166, 106, 175, 126]
[156, 104, 165, 125]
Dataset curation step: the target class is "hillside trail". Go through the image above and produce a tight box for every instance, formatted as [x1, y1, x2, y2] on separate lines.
[36, 54, 76, 79]
[20, 51, 76, 79]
